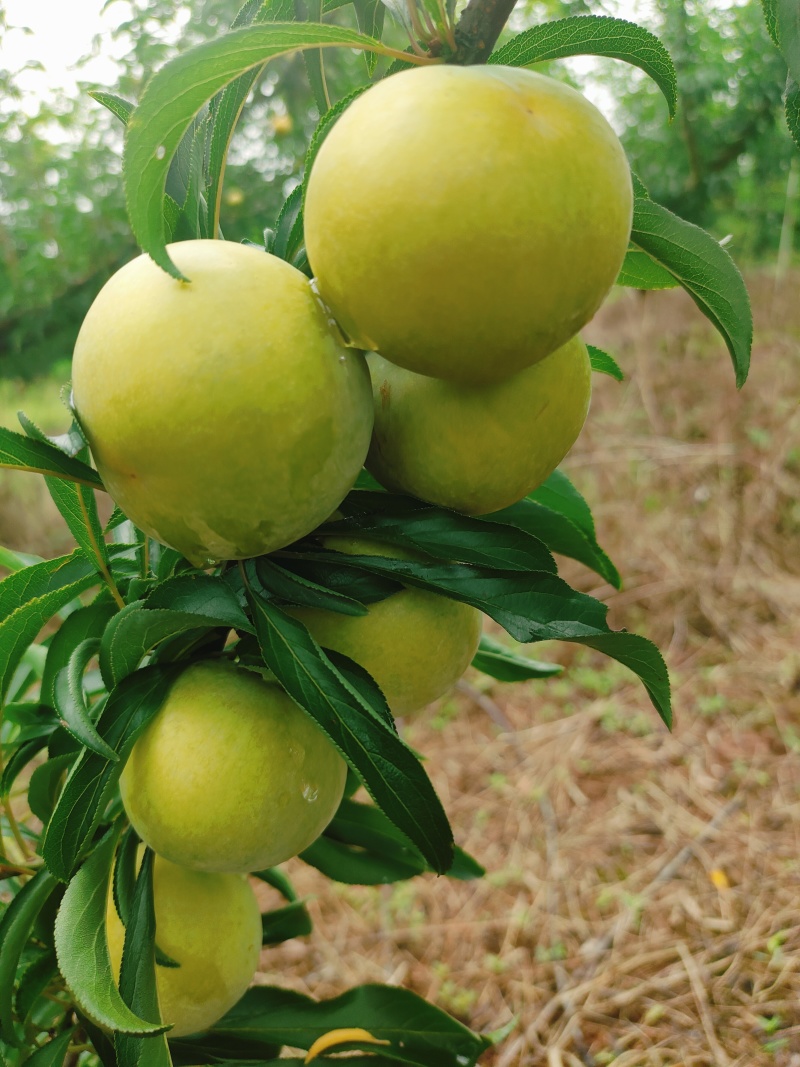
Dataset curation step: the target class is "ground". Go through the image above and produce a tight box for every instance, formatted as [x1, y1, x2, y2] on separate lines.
[1, 271, 799, 1065]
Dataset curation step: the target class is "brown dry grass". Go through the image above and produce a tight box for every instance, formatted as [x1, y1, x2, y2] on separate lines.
[257, 272, 800, 1066]
[3, 271, 799, 1064]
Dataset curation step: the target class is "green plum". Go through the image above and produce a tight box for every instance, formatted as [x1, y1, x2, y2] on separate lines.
[120, 660, 347, 872]
[72, 239, 373, 566]
[366, 336, 591, 514]
[305, 65, 632, 384]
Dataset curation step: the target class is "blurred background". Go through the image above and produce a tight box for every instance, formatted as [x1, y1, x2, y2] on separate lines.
[2, 1, 799, 1063]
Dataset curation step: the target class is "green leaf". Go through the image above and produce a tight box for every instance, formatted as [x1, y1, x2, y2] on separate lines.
[268, 184, 305, 265]
[256, 558, 369, 616]
[246, 585, 455, 874]
[617, 248, 680, 290]
[41, 667, 176, 882]
[179, 984, 491, 1066]
[27, 755, 75, 824]
[0, 547, 42, 573]
[41, 602, 118, 709]
[54, 639, 118, 761]
[99, 583, 252, 689]
[112, 826, 140, 930]
[786, 77, 800, 150]
[89, 91, 135, 125]
[0, 738, 49, 798]
[123, 23, 413, 277]
[298, 0, 331, 115]
[145, 574, 253, 630]
[489, 15, 677, 118]
[778, 0, 800, 84]
[261, 899, 313, 944]
[303, 548, 670, 725]
[587, 345, 624, 381]
[22, 1029, 75, 1067]
[115, 850, 172, 1067]
[321, 491, 557, 573]
[472, 634, 562, 682]
[303, 85, 369, 194]
[762, 0, 780, 47]
[252, 866, 299, 902]
[0, 427, 103, 489]
[630, 194, 752, 387]
[0, 552, 101, 703]
[301, 797, 483, 885]
[433, 488, 622, 588]
[15, 947, 58, 1026]
[206, 0, 294, 236]
[354, 0, 385, 73]
[0, 869, 58, 1045]
[54, 826, 167, 1036]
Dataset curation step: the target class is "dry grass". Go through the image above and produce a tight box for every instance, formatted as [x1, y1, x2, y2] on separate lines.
[258, 272, 800, 1066]
[3, 272, 799, 1064]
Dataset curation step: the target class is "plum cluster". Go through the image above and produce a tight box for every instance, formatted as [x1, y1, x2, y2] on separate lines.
[71, 62, 632, 1036]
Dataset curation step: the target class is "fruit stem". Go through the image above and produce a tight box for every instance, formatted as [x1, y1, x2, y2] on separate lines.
[450, 0, 517, 64]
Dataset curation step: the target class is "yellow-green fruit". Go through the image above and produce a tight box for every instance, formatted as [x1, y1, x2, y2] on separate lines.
[304, 65, 632, 384]
[107, 853, 262, 1037]
[120, 660, 347, 872]
[71, 239, 373, 566]
[288, 537, 482, 716]
[366, 336, 592, 515]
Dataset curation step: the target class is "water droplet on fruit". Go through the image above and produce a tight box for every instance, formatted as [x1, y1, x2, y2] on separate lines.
[302, 783, 319, 803]
[339, 355, 347, 363]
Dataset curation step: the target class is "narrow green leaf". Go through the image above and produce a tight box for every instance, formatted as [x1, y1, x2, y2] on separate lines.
[529, 469, 597, 541]
[89, 91, 135, 125]
[778, 0, 800, 84]
[54, 639, 118, 761]
[15, 947, 58, 1025]
[207, 0, 296, 236]
[303, 85, 369, 193]
[489, 15, 677, 118]
[762, 0, 780, 47]
[124, 23, 414, 276]
[270, 184, 305, 264]
[261, 900, 313, 944]
[786, 77, 800, 150]
[54, 826, 167, 1036]
[354, 0, 385, 73]
[99, 594, 250, 690]
[246, 587, 455, 874]
[323, 491, 557, 573]
[252, 866, 298, 902]
[617, 248, 680, 290]
[112, 826, 140, 930]
[256, 558, 369, 615]
[27, 755, 75, 824]
[587, 345, 624, 381]
[41, 601, 118, 709]
[0, 547, 42, 573]
[301, 834, 424, 884]
[630, 195, 752, 387]
[116, 850, 172, 1067]
[298, 0, 331, 115]
[145, 574, 253, 630]
[41, 667, 176, 882]
[182, 984, 491, 1066]
[22, 1029, 75, 1067]
[303, 549, 671, 725]
[0, 427, 103, 488]
[472, 634, 562, 682]
[0, 738, 48, 798]
[0, 553, 101, 703]
[0, 869, 58, 1045]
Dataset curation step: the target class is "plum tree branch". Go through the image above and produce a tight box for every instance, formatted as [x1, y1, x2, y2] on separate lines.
[450, 0, 518, 64]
